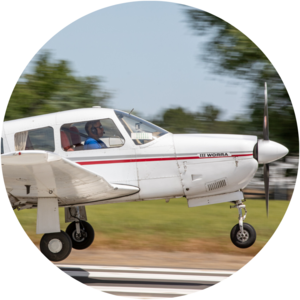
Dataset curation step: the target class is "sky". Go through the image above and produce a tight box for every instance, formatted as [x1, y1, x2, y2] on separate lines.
[23, 1, 251, 121]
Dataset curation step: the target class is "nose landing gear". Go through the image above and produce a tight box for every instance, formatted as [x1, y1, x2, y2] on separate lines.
[231, 223, 256, 248]
[230, 200, 256, 248]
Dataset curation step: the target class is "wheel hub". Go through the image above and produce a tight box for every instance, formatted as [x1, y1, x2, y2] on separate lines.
[48, 238, 63, 253]
[236, 230, 249, 242]
[72, 230, 85, 242]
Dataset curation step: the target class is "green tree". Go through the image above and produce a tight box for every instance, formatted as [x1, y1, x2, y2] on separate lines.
[184, 8, 298, 154]
[151, 105, 224, 134]
[152, 107, 199, 134]
[200, 105, 221, 123]
[5, 52, 111, 121]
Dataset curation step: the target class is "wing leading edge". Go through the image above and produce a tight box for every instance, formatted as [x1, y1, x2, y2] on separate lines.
[2, 151, 139, 207]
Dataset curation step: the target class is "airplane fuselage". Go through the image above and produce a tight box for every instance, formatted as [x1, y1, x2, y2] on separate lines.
[2, 108, 258, 207]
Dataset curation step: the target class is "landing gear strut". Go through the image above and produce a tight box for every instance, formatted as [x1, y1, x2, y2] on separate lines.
[230, 200, 256, 248]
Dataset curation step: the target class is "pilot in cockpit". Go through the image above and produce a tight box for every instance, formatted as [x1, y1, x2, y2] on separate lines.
[84, 120, 107, 150]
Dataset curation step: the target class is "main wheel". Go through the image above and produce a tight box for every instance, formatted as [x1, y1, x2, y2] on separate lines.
[40, 231, 72, 262]
[230, 223, 256, 249]
[66, 221, 94, 250]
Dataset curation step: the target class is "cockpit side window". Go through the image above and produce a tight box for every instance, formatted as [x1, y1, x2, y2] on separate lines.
[114, 110, 168, 145]
[14, 127, 55, 152]
[60, 118, 125, 151]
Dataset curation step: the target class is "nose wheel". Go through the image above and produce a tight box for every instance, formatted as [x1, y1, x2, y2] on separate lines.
[230, 200, 256, 248]
[66, 220, 94, 250]
[230, 223, 256, 248]
[40, 231, 72, 262]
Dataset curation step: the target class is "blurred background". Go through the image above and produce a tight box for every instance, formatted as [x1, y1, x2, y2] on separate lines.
[6, 2, 298, 263]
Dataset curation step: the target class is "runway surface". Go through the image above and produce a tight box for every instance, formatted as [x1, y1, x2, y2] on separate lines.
[57, 264, 235, 298]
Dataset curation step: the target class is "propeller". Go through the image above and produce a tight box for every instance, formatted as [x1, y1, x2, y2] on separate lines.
[253, 84, 288, 215]
[263, 82, 269, 216]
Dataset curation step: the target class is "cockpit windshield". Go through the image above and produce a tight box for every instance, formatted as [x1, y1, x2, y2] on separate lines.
[114, 110, 168, 145]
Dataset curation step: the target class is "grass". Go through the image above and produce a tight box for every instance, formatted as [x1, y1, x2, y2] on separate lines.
[14, 198, 290, 256]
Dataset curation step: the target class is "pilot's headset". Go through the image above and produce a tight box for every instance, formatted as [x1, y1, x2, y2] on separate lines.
[91, 124, 97, 135]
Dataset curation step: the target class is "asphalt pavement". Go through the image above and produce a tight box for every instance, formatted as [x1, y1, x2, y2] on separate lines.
[57, 264, 235, 298]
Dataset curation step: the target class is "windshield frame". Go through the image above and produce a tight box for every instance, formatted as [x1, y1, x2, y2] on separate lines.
[114, 110, 168, 146]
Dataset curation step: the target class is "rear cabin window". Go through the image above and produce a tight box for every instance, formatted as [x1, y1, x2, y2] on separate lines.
[60, 118, 125, 152]
[14, 127, 55, 152]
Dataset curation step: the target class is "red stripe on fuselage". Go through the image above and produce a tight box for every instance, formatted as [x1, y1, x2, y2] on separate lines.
[76, 154, 252, 166]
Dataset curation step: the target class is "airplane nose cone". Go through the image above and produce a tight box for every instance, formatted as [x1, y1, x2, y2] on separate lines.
[257, 139, 289, 164]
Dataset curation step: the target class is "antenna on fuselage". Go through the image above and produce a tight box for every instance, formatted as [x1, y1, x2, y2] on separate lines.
[129, 108, 134, 115]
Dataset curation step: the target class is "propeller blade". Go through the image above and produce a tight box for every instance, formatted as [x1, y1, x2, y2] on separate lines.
[263, 82, 269, 140]
[264, 163, 270, 216]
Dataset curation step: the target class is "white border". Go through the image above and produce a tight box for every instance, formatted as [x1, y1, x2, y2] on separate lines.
[1, 1, 299, 299]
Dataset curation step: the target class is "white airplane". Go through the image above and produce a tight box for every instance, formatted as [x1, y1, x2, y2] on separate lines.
[1, 84, 288, 261]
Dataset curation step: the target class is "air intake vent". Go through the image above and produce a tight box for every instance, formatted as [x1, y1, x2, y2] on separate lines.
[206, 178, 227, 191]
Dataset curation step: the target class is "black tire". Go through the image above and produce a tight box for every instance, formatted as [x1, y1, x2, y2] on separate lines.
[40, 231, 72, 262]
[66, 221, 94, 250]
[230, 223, 256, 249]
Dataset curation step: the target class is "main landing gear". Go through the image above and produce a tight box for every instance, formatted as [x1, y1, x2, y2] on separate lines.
[40, 231, 72, 262]
[66, 220, 94, 250]
[230, 200, 256, 248]
[39, 206, 95, 262]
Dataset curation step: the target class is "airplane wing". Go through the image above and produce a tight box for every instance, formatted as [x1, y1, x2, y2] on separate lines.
[2, 151, 139, 208]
